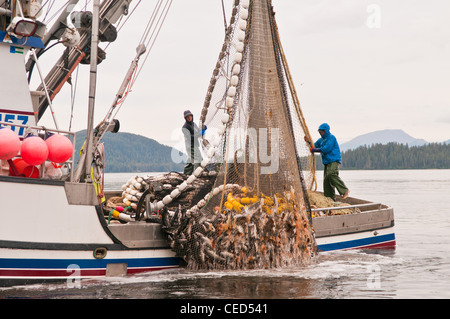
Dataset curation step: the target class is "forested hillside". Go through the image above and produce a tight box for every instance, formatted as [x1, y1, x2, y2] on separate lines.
[315, 142, 450, 170]
[75, 130, 185, 173]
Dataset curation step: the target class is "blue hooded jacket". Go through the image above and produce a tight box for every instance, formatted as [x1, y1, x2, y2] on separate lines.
[314, 123, 342, 165]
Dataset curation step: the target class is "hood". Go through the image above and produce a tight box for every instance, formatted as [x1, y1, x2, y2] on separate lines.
[318, 123, 330, 137]
[184, 110, 193, 120]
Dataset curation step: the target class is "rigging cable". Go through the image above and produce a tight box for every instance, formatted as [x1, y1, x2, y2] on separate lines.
[221, 0, 228, 34]
[44, 0, 70, 24]
[69, 65, 79, 131]
[103, 0, 143, 51]
[110, 0, 165, 115]
[137, 0, 173, 77]
[42, 0, 56, 22]
[110, 0, 173, 119]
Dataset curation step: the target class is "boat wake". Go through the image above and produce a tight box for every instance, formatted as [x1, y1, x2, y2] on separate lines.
[0, 249, 401, 299]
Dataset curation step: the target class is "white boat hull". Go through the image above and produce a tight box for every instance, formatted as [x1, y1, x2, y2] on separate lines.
[0, 176, 180, 283]
[315, 226, 396, 252]
[0, 247, 178, 280]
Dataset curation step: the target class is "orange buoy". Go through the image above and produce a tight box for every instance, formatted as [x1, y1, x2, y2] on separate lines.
[0, 128, 21, 160]
[9, 158, 39, 178]
[45, 134, 73, 163]
[20, 136, 48, 166]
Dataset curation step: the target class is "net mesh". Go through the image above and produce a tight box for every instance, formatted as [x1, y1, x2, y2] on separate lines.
[201, 0, 316, 193]
[179, 0, 316, 269]
[117, 0, 318, 270]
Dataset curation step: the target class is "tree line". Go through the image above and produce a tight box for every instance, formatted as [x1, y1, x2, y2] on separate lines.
[315, 142, 450, 170]
[75, 130, 185, 173]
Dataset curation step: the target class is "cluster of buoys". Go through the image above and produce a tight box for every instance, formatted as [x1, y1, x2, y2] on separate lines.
[224, 189, 258, 212]
[225, 0, 248, 109]
[121, 175, 148, 210]
[108, 205, 133, 223]
[187, 183, 240, 213]
[0, 127, 73, 178]
[192, 183, 297, 217]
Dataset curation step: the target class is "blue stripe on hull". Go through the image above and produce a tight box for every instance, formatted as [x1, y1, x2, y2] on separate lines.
[0, 257, 180, 269]
[317, 233, 396, 252]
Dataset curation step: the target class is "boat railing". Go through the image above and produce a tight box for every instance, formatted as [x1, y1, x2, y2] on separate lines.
[310, 202, 383, 215]
[0, 121, 76, 182]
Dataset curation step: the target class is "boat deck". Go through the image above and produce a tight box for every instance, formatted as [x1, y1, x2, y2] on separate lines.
[311, 195, 394, 237]
[311, 195, 396, 251]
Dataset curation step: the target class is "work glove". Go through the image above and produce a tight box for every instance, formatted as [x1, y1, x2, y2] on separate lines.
[201, 125, 207, 136]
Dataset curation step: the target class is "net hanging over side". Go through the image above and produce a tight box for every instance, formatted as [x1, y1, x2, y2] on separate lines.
[200, 0, 317, 194]
[118, 0, 318, 270]
[174, 0, 317, 269]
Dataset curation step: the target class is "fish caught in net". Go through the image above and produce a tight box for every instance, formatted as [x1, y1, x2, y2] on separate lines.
[163, 186, 314, 270]
[115, 0, 319, 269]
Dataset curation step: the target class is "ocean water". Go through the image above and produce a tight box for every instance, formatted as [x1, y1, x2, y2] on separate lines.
[1, 169, 449, 300]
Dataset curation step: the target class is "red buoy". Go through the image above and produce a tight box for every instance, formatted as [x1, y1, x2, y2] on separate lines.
[21, 136, 49, 166]
[45, 134, 73, 163]
[0, 128, 21, 160]
[9, 158, 39, 178]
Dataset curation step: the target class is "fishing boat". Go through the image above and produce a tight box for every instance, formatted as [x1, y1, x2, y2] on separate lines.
[0, 0, 181, 284]
[0, 0, 395, 284]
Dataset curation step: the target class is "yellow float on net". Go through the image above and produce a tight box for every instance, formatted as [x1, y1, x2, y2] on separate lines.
[263, 196, 274, 206]
[224, 201, 233, 210]
[224, 192, 244, 212]
[232, 200, 243, 212]
[240, 196, 258, 205]
[224, 189, 298, 215]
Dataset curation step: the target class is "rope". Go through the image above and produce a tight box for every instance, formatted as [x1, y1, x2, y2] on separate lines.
[218, 118, 232, 211]
[271, 12, 318, 191]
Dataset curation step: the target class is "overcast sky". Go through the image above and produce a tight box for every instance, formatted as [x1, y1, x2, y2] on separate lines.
[35, 0, 450, 148]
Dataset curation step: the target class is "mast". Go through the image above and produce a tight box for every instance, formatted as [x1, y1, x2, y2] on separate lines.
[83, 0, 100, 182]
[72, 0, 133, 183]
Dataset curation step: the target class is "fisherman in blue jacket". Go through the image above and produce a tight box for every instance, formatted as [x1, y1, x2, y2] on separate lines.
[307, 123, 350, 201]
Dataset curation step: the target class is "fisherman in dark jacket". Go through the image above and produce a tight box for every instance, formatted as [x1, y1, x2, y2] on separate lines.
[307, 123, 350, 201]
[182, 110, 205, 175]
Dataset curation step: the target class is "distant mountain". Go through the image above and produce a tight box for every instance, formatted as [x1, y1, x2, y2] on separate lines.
[340, 129, 428, 151]
[444, 140, 450, 145]
[75, 130, 185, 173]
